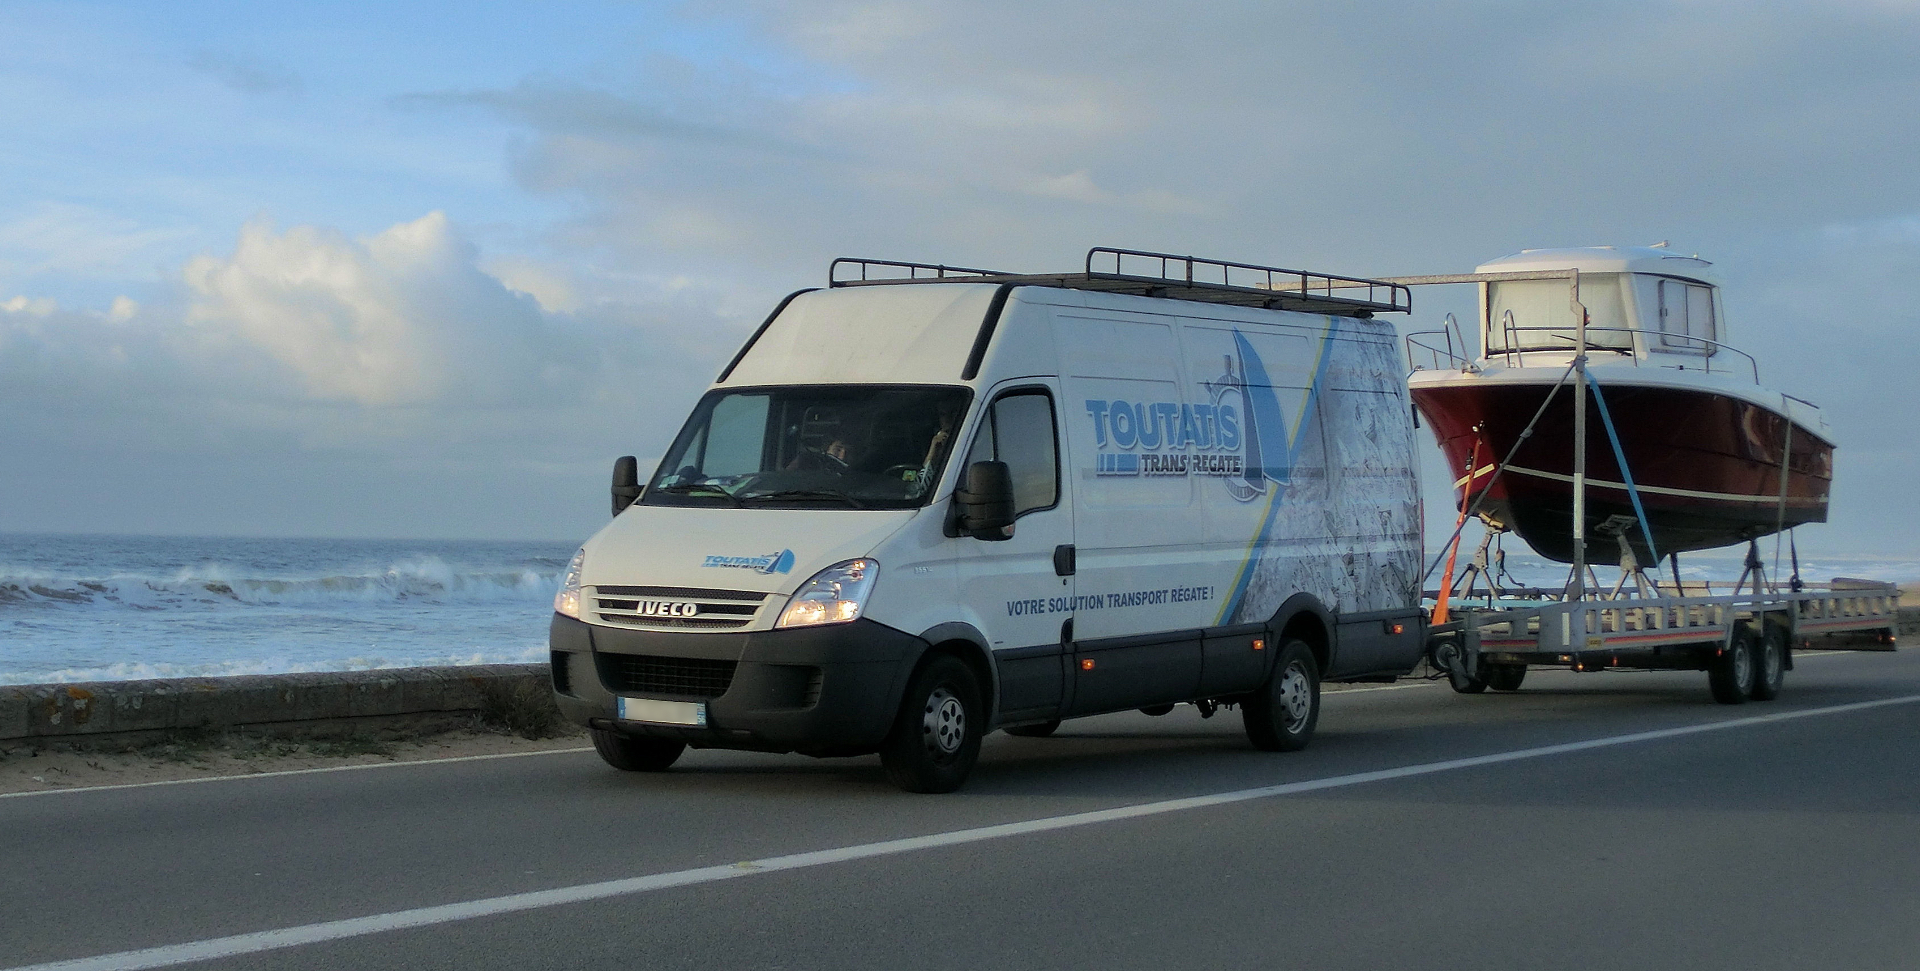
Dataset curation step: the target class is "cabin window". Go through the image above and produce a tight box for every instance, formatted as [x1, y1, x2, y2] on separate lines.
[965, 390, 1060, 518]
[1657, 278, 1716, 353]
[1484, 274, 1631, 353]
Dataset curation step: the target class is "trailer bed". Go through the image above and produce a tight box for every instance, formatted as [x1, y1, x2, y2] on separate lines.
[1425, 581, 1900, 701]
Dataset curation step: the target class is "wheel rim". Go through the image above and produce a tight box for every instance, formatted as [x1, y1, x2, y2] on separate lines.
[1279, 661, 1312, 730]
[922, 686, 966, 755]
[1734, 644, 1753, 688]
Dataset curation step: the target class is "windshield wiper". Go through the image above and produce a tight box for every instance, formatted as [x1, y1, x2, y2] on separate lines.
[740, 489, 869, 510]
[652, 483, 744, 507]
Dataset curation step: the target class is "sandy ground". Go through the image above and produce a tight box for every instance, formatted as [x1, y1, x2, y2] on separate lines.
[0, 726, 591, 797]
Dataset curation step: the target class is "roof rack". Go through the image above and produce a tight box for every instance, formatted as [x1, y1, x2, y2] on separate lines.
[828, 247, 1411, 317]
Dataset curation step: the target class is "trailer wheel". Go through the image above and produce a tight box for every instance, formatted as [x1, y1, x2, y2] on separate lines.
[1709, 627, 1759, 705]
[1432, 636, 1488, 694]
[880, 655, 984, 793]
[1486, 663, 1527, 692]
[1751, 623, 1787, 701]
[1004, 719, 1061, 738]
[591, 729, 686, 772]
[1243, 640, 1320, 752]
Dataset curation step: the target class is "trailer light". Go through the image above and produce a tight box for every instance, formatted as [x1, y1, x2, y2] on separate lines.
[1081, 658, 1096, 671]
[1252, 638, 1265, 651]
[1557, 654, 1572, 663]
[1388, 623, 1405, 635]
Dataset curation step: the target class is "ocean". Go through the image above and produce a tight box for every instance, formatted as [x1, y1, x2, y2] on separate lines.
[1, 533, 1912, 686]
[0, 534, 571, 685]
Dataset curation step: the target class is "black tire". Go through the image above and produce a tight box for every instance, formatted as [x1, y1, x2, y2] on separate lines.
[1751, 622, 1787, 701]
[1243, 640, 1321, 752]
[1709, 626, 1759, 705]
[1433, 636, 1488, 694]
[1003, 719, 1061, 738]
[591, 728, 686, 772]
[1138, 704, 1175, 717]
[1486, 663, 1527, 692]
[880, 655, 985, 793]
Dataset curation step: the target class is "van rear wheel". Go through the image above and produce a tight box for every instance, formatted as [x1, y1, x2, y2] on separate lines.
[880, 655, 985, 793]
[1243, 640, 1320, 752]
[1004, 719, 1061, 738]
[591, 729, 686, 772]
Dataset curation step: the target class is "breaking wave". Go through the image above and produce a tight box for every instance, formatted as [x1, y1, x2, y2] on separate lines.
[0, 644, 552, 687]
[0, 555, 558, 611]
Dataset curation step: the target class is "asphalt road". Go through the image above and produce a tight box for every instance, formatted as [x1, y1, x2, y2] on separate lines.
[5, 648, 1918, 971]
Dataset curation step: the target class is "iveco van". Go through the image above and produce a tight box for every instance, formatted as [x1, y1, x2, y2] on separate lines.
[550, 248, 1427, 792]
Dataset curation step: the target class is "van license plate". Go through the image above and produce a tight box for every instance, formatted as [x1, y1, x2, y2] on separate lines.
[618, 697, 707, 726]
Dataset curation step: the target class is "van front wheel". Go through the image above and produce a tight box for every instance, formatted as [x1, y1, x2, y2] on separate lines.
[1243, 640, 1320, 752]
[591, 729, 686, 772]
[881, 655, 985, 793]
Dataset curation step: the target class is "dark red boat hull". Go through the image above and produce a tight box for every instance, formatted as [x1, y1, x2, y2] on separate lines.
[1412, 381, 1832, 564]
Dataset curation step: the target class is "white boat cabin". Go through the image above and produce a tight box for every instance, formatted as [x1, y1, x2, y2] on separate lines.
[1470, 246, 1744, 377]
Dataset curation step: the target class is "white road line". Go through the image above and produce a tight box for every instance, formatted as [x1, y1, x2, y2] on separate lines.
[0, 747, 594, 801]
[11, 692, 1918, 971]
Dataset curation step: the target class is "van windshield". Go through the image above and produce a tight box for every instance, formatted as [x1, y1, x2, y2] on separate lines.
[642, 385, 973, 510]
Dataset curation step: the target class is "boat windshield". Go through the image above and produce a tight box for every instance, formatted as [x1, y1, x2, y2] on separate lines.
[1485, 274, 1632, 354]
[642, 385, 973, 510]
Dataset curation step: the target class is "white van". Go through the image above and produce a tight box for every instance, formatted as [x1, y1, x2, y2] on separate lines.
[551, 249, 1426, 791]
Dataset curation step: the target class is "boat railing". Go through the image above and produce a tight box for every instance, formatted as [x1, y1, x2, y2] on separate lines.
[1489, 320, 1760, 383]
[1404, 313, 1473, 370]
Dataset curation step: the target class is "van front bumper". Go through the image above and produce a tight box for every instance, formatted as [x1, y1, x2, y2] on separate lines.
[549, 613, 926, 756]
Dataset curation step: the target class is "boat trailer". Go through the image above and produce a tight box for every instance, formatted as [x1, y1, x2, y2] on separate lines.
[1427, 580, 1901, 703]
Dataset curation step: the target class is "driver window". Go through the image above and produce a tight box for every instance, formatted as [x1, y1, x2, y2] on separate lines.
[703, 394, 770, 476]
[966, 390, 1059, 517]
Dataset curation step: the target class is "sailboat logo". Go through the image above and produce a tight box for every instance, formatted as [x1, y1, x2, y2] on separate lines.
[1208, 330, 1294, 503]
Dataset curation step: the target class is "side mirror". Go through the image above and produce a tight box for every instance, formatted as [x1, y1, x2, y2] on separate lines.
[953, 461, 1015, 540]
[612, 456, 641, 516]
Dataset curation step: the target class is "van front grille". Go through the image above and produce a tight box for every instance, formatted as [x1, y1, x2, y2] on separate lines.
[596, 653, 738, 700]
[591, 585, 768, 631]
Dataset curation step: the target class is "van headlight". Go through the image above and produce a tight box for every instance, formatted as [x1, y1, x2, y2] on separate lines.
[554, 547, 586, 619]
[776, 559, 878, 629]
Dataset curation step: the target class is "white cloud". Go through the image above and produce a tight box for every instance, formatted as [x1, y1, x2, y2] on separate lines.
[182, 212, 564, 406]
[2, 295, 58, 316]
[0, 203, 191, 281]
[0, 213, 747, 538]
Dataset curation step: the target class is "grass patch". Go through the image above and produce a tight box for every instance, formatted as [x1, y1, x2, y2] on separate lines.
[476, 677, 567, 739]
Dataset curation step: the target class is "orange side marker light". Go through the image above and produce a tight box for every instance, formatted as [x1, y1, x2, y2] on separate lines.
[1080, 658, 1096, 671]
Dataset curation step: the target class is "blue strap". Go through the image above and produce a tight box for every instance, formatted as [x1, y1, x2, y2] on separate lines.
[1585, 372, 1659, 563]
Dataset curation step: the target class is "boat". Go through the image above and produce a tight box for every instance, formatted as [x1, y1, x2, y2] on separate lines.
[1399, 246, 1833, 566]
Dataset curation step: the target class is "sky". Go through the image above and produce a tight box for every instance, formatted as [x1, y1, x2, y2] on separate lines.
[1, 0, 1917, 556]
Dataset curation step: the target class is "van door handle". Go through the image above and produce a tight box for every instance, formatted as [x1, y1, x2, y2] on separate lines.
[1053, 544, 1076, 577]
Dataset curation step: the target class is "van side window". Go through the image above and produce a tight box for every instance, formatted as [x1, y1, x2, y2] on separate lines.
[966, 391, 1059, 517]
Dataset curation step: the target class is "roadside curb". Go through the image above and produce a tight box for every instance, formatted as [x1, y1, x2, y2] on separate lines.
[0, 664, 552, 743]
